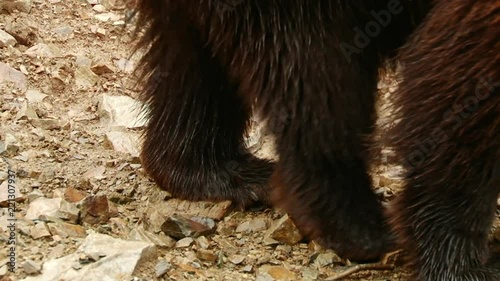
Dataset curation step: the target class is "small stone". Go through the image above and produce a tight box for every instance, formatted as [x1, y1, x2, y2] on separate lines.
[52, 234, 63, 242]
[25, 197, 62, 220]
[191, 216, 216, 230]
[87, 252, 102, 262]
[81, 195, 117, 225]
[31, 246, 41, 255]
[91, 63, 115, 75]
[142, 200, 231, 233]
[313, 250, 341, 267]
[19, 64, 29, 75]
[30, 118, 62, 130]
[196, 249, 217, 262]
[47, 220, 87, 238]
[114, 58, 134, 73]
[0, 171, 7, 181]
[0, 180, 24, 207]
[263, 236, 278, 246]
[242, 265, 253, 273]
[0, 62, 27, 91]
[8, 230, 157, 281]
[257, 265, 296, 281]
[128, 227, 176, 248]
[49, 244, 66, 259]
[236, 218, 267, 233]
[25, 89, 48, 103]
[264, 215, 302, 245]
[228, 254, 246, 265]
[24, 43, 62, 58]
[173, 256, 199, 273]
[75, 56, 92, 67]
[155, 260, 171, 277]
[112, 20, 125, 26]
[83, 166, 106, 180]
[64, 187, 88, 203]
[129, 163, 142, 169]
[22, 259, 41, 275]
[98, 94, 147, 128]
[52, 26, 73, 36]
[94, 13, 111, 22]
[2, 0, 32, 12]
[16, 101, 38, 121]
[50, 75, 66, 91]
[92, 4, 106, 12]
[175, 237, 194, 248]
[96, 27, 106, 37]
[72, 262, 83, 270]
[30, 222, 52, 239]
[161, 214, 216, 239]
[301, 268, 320, 281]
[104, 130, 140, 158]
[75, 66, 99, 89]
[0, 29, 17, 47]
[56, 200, 80, 223]
[212, 237, 239, 256]
[195, 236, 210, 249]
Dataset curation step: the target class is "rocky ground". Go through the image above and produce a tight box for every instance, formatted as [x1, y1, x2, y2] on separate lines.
[0, 1, 498, 281]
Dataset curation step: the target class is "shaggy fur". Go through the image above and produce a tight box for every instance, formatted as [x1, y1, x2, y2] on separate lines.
[388, 1, 500, 280]
[133, 0, 499, 280]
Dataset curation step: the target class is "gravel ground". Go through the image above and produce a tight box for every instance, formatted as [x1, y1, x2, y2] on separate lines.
[0, 1, 498, 281]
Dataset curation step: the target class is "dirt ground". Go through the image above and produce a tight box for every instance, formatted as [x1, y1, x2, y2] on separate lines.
[0, 1, 498, 281]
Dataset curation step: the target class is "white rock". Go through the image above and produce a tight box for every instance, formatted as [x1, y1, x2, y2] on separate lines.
[155, 260, 171, 277]
[0, 133, 21, 155]
[98, 94, 147, 128]
[22, 232, 156, 281]
[75, 56, 92, 67]
[0, 62, 27, 91]
[113, 58, 134, 73]
[94, 13, 111, 22]
[16, 100, 39, 120]
[25, 197, 62, 220]
[26, 89, 48, 103]
[104, 130, 140, 157]
[20, 64, 29, 75]
[175, 237, 194, 248]
[22, 259, 41, 275]
[95, 27, 106, 37]
[75, 66, 99, 89]
[52, 26, 73, 36]
[92, 4, 106, 12]
[0, 30, 17, 47]
[2, 0, 32, 13]
[0, 180, 23, 206]
[24, 43, 63, 58]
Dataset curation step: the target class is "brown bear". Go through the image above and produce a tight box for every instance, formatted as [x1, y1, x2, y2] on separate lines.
[133, 0, 499, 280]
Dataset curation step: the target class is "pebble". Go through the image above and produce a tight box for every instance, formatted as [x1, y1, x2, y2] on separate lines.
[0, 29, 17, 47]
[264, 215, 302, 245]
[175, 237, 194, 248]
[155, 260, 171, 277]
[22, 259, 42, 275]
[161, 214, 216, 239]
[196, 249, 217, 262]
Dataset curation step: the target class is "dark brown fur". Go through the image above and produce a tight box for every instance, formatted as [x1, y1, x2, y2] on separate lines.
[387, 1, 500, 280]
[133, 0, 499, 280]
